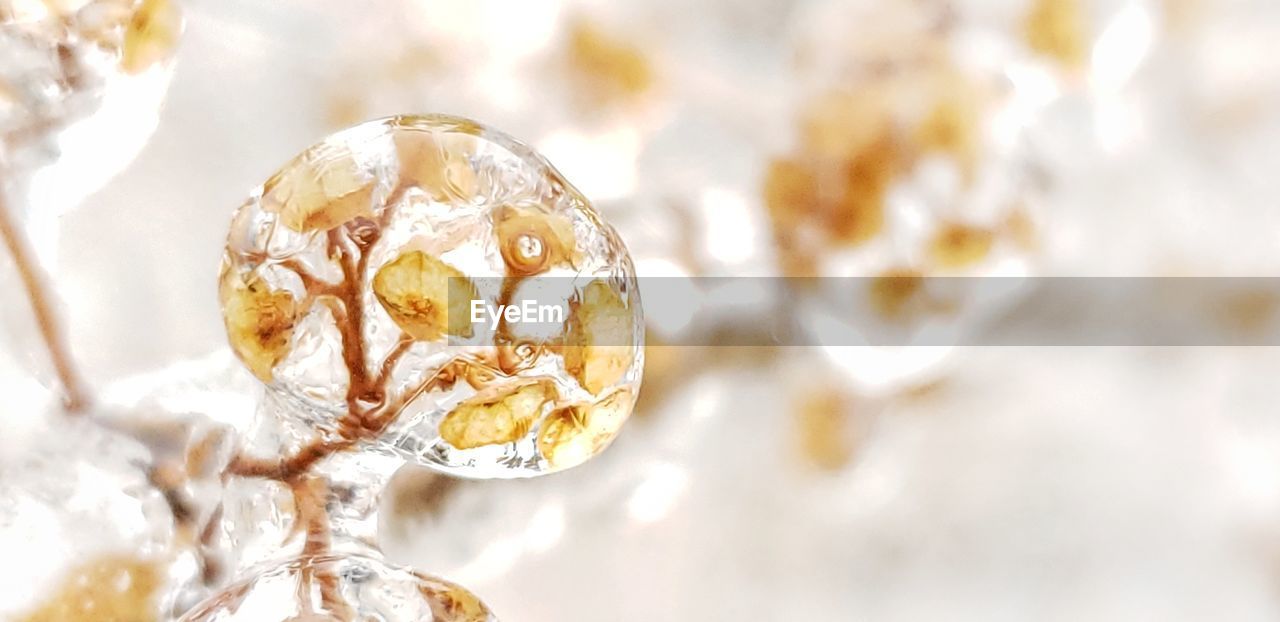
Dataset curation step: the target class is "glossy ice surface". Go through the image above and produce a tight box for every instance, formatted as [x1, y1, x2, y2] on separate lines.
[178, 554, 498, 622]
[219, 115, 643, 478]
[0, 0, 181, 281]
[0, 0, 180, 207]
[0, 417, 196, 621]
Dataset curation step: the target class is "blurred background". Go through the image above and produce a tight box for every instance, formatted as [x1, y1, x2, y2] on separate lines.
[7, 0, 1280, 619]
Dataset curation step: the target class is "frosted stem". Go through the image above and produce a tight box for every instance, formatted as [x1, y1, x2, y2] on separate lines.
[0, 181, 91, 412]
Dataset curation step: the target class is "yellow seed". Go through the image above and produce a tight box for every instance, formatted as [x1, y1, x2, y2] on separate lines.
[762, 157, 818, 231]
[868, 268, 924, 319]
[827, 131, 899, 246]
[120, 0, 180, 75]
[1024, 0, 1087, 68]
[439, 380, 557, 450]
[794, 389, 854, 471]
[1216, 290, 1280, 335]
[829, 182, 886, 247]
[757, 159, 819, 277]
[1001, 207, 1039, 252]
[261, 145, 375, 233]
[538, 389, 634, 469]
[928, 223, 995, 268]
[373, 250, 478, 341]
[20, 554, 160, 622]
[763, 157, 823, 277]
[799, 89, 892, 160]
[393, 130, 477, 202]
[566, 20, 654, 103]
[220, 269, 297, 382]
[563, 280, 635, 395]
[419, 576, 494, 622]
[915, 89, 980, 180]
[494, 205, 578, 275]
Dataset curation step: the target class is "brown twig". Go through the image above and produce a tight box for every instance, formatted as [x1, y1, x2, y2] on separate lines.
[279, 258, 338, 296]
[376, 335, 414, 386]
[227, 436, 357, 480]
[291, 476, 354, 621]
[329, 227, 380, 409]
[147, 461, 230, 604]
[222, 219, 475, 596]
[362, 357, 469, 431]
[0, 182, 91, 412]
[198, 505, 224, 586]
[225, 354, 476, 482]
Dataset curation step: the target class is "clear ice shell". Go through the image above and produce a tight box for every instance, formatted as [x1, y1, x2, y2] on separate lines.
[220, 114, 644, 478]
[0, 416, 195, 620]
[1, 0, 182, 274]
[177, 554, 498, 622]
[1, 0, 182, 209]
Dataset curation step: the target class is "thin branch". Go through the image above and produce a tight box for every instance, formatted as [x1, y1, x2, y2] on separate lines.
[292, 476, 355, 621]
[226, 436, 356, 480]
[279, 258, 338, 296]
[0, 182, 91, 412]
[328, 228, 378, 409]
[366, 358, 467, 429]
[375, 335, 414, 386]
[198, 504, 224, 586]
[221, 220, 480, 592]
[229, 353, 480, 484]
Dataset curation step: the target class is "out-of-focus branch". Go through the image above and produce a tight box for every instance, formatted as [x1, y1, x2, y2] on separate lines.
[0, 181, 91, 412]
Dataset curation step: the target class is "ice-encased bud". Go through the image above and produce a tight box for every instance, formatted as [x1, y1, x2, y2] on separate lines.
[177, 554, 497, 622]
[219, 115, 644, 478]
[0, 416, 198, 620]
[1, 0, 181, 209]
